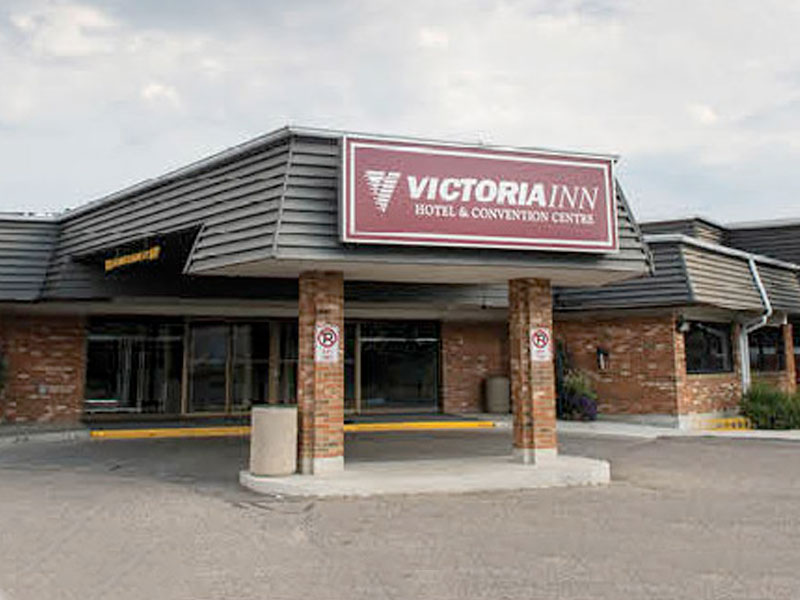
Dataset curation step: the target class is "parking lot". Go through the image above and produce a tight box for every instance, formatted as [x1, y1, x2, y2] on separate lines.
[1, 430, 799, 599]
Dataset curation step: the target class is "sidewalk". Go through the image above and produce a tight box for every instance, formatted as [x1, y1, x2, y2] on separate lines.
[476, 413, 800, 442]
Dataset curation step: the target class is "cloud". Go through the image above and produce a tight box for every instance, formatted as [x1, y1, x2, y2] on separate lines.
[140, 82, 182, 109]
[0, 0, 799, 221]
[687, 103, 719, 125]
[10, 2, 118, 58]
[417, 27, 449, 49]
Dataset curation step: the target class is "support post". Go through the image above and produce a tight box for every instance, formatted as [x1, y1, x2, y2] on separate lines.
[783, 323, 797, 394]
[297, 271, 345, 475]
[508, 278, 557, 463]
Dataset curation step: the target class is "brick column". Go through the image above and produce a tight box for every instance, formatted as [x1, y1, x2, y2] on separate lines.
[508, 278, 557, 463]
[783, 323, 797, 394]
[297, 271, 345, 475]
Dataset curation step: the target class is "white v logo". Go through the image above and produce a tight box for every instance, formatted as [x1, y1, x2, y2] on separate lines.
[364, 170, 401, 213]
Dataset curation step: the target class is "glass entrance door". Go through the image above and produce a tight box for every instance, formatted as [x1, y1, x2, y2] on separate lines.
[188, 324, 228, 412]
[357, 321, 439, 412]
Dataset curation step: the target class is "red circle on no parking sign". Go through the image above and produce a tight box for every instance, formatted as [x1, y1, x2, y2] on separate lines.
[317, 326, 339, 348]
[531, 328, 550, 349]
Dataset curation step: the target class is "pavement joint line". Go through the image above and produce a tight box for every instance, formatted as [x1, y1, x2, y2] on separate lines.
[88, 421, 496, 440]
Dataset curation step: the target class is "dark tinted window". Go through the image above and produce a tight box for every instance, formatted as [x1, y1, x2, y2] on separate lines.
[685, 322, 733, 374]
[749, 327, 785, 372]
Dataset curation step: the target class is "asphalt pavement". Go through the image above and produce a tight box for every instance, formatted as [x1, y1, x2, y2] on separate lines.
[1, 430, 799, 599]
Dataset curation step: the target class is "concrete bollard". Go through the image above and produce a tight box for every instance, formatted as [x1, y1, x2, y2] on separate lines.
[249, 405, 298, 477]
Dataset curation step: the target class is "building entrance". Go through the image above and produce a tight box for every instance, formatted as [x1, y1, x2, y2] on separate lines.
[83, 317, 439, 417]
[355, 321, 439, 413]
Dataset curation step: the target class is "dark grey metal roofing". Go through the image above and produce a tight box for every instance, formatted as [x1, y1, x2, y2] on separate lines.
[0, 216, 58, 301]
[22, 127, 649, 299]
[726, 223, 800, 265]
[757, 264, 800, 313]
[555, 233, 800, 314]
[555, 240, 689, 310]
[680, 244, 763, 311]
[185, 133, 650, 279]
[641, 217, 726, 244]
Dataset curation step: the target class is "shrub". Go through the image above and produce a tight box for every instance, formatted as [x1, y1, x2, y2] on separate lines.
[740, 382, 800, 430]
[558, 369, 598, 421]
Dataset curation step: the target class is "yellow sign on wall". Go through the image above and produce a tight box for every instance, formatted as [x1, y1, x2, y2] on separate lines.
[104, 245, 161, 272]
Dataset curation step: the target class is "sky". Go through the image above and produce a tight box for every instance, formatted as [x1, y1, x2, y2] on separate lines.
[1, 0, 799, 223]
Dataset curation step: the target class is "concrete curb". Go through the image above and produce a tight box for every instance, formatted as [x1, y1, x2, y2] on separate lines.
[240, 454, 611, 498]
[0, 428, 91, 448]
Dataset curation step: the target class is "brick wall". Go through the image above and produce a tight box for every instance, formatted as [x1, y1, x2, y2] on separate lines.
[0, 313, 86, 424]
[555, 313, 683, 416]
[441, 321, 508, 413]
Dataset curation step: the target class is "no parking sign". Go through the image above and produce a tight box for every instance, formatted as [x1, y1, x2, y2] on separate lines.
[315, 323, 341, 364]
[529, 326, 552, 362]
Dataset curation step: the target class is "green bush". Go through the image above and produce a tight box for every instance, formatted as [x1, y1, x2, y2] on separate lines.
[740, 382, 800, 430]
[558, 369, 598, 421]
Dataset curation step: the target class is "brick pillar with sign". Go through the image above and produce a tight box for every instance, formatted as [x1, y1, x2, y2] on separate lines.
[297, 271, 345, 474]
[508, 278, 557, 463]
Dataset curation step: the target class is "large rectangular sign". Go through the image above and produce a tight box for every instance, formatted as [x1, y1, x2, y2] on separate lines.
[341, 136, 618, 252]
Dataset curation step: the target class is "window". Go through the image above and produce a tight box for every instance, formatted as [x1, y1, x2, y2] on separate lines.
[749, 327, 786, 372]
[684, 321, 733, 374]
[84, 318, 183, 413]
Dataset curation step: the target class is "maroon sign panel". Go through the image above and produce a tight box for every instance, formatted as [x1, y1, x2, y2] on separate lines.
[341, 136, 618, 252]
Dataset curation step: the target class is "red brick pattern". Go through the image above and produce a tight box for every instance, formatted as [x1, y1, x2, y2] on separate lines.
[508, 278, 557, 456]
[556, 314, 683, 416]
[297, 271, 344, 473]
[0, 314, 86, 424]
[441, 321, 508, 413]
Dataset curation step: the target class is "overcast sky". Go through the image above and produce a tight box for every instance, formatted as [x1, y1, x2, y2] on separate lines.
[1, 0, 799, 223]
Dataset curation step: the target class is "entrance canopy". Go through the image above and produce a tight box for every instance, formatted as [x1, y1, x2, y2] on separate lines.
[26, 126, 651, 301]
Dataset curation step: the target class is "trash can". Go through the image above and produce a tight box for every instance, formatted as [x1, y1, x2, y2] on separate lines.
[485, 376, 510, 413]
[249, 405, 298, 476]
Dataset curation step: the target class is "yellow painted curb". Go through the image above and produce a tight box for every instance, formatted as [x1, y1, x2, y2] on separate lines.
[90, 426, 251, 440]
[344, 421, 495, 432]
[90, 420, 495, 439]
[695, 416, 753, 431]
